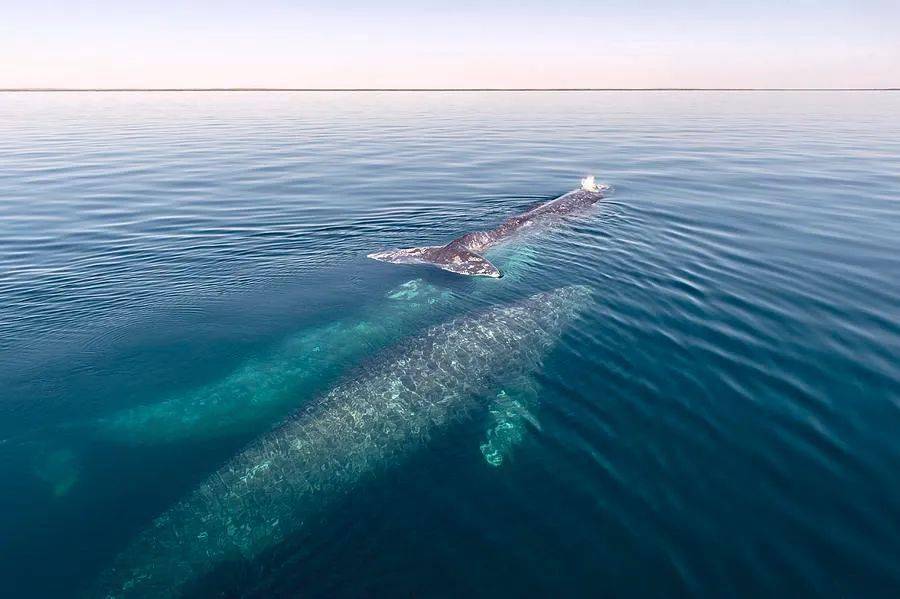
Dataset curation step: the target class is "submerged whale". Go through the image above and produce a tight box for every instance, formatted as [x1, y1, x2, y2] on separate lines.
[95, 286, 590, 597]
[368, 176, 610, 278]
[93, 279, 452, 445]
[20, 280, 452, 500]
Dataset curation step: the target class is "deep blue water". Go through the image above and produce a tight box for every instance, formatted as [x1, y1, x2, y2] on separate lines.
[1, 91, 899, 597]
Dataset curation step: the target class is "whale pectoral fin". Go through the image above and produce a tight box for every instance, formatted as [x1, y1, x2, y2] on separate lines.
[367, 245, 444, 265]
[368, 246, 501, 278]
[479, 378, 542, 467]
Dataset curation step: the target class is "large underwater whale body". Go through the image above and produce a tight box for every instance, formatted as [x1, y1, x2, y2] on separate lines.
[368, 176, 610, 277]
[92, 278, 453, 446]
[26, 279, 455, 502]
[95, 286, 591, 597]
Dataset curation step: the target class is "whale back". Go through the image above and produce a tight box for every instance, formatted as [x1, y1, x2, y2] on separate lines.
[367, 180, 608, 278]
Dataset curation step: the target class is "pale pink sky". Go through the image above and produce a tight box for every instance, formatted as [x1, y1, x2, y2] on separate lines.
[3, 1, 898, 88]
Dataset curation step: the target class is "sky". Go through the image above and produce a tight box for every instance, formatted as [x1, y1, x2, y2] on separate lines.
[2, 0, 898, 88]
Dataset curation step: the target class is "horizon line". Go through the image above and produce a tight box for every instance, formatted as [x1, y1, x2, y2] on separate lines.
[1, 87, 898, 92]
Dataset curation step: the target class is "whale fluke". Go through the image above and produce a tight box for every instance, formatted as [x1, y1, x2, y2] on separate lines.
[368, 245, 501, 278]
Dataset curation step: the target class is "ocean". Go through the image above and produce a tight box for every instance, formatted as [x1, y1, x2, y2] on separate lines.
[0, 91, 898, 597]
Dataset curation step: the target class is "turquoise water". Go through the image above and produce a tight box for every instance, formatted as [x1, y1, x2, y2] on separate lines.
[1, 91, 899, 597]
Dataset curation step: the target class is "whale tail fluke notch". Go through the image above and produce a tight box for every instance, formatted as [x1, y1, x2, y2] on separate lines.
[368, 245, 501, 278]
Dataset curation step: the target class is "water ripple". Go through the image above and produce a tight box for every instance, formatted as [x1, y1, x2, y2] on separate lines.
[1, 91, 899, 597]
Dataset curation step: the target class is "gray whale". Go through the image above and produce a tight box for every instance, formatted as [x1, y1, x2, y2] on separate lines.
[368, 176, 610, 277]
[95, 286, 591, 597]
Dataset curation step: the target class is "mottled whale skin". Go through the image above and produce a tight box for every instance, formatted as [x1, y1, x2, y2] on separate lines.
[95, 286, 591, 598]
[368, 176, 610, 278]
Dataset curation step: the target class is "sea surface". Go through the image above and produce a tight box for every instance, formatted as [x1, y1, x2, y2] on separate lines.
[0, 91, 899, 597]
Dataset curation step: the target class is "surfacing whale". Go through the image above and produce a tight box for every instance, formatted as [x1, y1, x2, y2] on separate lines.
[94, 286, 590, 598]
[368, 176, 610, 278]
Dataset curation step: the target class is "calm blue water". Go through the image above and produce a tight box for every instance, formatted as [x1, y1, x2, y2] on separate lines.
[1, 92, 899, 597]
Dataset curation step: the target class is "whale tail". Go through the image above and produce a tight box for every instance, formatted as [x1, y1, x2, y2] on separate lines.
[368, 245, 501, 278]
